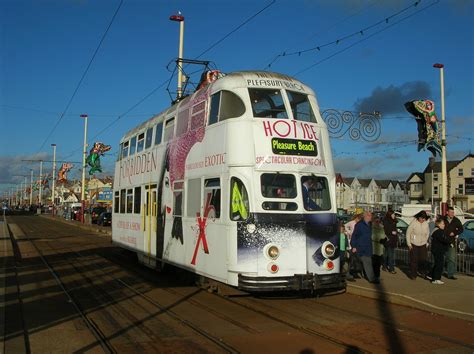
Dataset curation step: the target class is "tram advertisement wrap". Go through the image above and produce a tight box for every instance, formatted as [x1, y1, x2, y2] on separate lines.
[237, 213, 340, 275]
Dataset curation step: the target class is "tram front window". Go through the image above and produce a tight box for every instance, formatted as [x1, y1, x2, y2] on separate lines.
[249, 89, 288, 119]
[287, 91, 317, 123]
[261, 173, 298, 211]
[301, 176, 331, 211]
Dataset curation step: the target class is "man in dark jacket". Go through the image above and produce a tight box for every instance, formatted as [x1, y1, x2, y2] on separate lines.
[351, 211, 377, 283]
[443, 207, 464, 279]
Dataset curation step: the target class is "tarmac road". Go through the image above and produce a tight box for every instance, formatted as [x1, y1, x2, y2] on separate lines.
[1, 215, 473, 353]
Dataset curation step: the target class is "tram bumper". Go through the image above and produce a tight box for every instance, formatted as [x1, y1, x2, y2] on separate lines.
[238, 273, 346, 292]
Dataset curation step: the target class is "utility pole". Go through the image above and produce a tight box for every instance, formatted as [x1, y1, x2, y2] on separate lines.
[80, 114, 88, 223]
[170, 12, 185, 100]
[433, 63, 447, 215]
[51, 143, 57, 216]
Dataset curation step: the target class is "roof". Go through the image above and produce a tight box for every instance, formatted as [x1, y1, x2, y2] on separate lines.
[376, 180, 392, 189]
[358, 178, 372, 188]
[422, 154, 473, 174]
[407, 172, 424, 183]
[342, 177, 354, 185]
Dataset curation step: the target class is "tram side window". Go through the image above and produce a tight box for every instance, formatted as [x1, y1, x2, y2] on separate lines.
[230, 177, 249, 221]
[126, 189, 133, 213]
[154, 122, 163, 146]
[287, 91, 317, 123]
[114, 191, 119, 213]
[164, 117, 175, 142]
[186, 178, 201, 217]
[173, 182, 183, 217]
[134, 187, 141, 214]
[129, 136, 137, 156]
[204, 178, 220, 219]
[176, 108, 190, 136]
[208, 93, 220, 125]
[208, 91, 246, 126]
[137, 133, 145, 153]
[145, 127, 153, 149]
[249, 89, 288, 119]
[121, 141, 129, 159]
[120, 189, 126, 213]
[117, 144, 122, 161]
[301, 176, 331, 211]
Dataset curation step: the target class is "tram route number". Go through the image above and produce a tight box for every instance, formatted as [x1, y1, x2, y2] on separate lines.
[272, 138, 317, 156]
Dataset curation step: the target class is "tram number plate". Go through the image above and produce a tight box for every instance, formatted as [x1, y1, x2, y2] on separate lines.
[271, 138, 317, 156]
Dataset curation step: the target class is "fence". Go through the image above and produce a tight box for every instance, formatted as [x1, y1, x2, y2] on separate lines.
[394, 247, 473, 276]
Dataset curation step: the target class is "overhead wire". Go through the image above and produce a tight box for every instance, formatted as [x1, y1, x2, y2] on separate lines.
[293, 0, 439, 76]
[36, 0, 124, 153]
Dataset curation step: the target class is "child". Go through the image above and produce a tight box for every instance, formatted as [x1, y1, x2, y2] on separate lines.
[340, 222, 354, 281]
[430, 218, 450, 284]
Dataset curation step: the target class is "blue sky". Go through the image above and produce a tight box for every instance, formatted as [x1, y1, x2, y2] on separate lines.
[1, 0, 473, 194]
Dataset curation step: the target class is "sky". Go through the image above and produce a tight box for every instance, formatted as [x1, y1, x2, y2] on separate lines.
[1, 0, 473, 195]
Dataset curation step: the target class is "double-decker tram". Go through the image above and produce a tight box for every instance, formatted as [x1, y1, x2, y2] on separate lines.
[113, 71, 345, 291]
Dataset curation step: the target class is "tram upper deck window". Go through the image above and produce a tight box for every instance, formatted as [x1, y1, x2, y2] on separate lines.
[121, 141, 129, 159]
[145, 127, 153, 149]
[287, 91, 316, 123]
[137, 133, 145, 153]
[249, 89, 288, 119]
[129, 136, 137, 156]
[208, 90, 246, 125]
[301, 176, 331, 211]
[154, 122, 163, 145]
[164, 117, 175, 142]
[261, 173, 297, 199]
[176, 108, 190, 136]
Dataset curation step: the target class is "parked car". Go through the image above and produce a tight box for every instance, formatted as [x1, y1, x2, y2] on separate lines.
[91, 207, 107, 224]
[97, 212, 112, 227]
[459, 220, 474, 253]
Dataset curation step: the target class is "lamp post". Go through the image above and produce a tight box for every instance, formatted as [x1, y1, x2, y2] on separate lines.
[30, 169, 33, 206]
[51, 144, 57, 216]
[170, 12, 185, 100]
[80, 114, 88, 223]
[433, 63, 447, 216]
[38, 160, 43, 207]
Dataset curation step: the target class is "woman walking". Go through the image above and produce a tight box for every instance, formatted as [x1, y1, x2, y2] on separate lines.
[383, 210, 398, 274]
[430, 218, 450, 284]
[406, 210, 430, 280]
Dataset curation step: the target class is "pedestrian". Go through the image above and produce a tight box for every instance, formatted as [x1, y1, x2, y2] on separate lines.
[351, 211, 378, 284]
[383, 210, 398, 274]
[344, 213, 362, 278]
[372, 216, 387, 282]
[443, 207, 464, 280]
[339, 222, 354, 281]
[430, 218, 450, 284]
[406, 210, 430, 280]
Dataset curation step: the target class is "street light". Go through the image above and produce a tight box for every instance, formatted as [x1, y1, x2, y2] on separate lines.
[433, 63, 447, 216]
[80, 114, 88, 223]
[170, 12, 185, 100]
[51, 144, 57, 216]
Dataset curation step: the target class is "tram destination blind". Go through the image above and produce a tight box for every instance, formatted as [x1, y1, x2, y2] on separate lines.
[271, 138, 317, 156]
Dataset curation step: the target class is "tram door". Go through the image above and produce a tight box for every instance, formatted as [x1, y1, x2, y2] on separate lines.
[143, 184, 157, 256]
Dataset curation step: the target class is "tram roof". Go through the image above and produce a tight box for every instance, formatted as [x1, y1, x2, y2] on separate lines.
[120, 70, 314, 142]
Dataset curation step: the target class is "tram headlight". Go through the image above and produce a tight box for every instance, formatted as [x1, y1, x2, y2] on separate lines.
[246, 223, 256, 234]
[321, 241, 335, 258]
[267, 245, 279, 260]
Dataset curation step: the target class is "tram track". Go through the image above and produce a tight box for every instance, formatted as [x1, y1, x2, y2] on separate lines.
[10, 217, 240, 353]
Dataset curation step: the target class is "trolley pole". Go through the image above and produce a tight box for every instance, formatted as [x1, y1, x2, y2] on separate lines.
[170, 12, 185, 100]
[80, 114, 88, 223]
[433, 63, 447, 216]
[51, 143, 57, 216]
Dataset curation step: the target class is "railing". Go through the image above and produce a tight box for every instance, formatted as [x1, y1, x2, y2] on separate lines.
[394, 247, 473, 276]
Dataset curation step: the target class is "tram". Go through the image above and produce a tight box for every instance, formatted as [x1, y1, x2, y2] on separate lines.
[112, 71, 345, 291]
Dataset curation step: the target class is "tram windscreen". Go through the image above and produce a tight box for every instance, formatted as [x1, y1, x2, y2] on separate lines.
[287, 91, 317, 123]
[261, 174, 297, 198]
[301, 176, 331, 211]
[249, 89, 288, 118]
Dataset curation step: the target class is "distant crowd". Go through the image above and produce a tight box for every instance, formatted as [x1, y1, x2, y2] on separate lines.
[340, 207, 463, 285]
